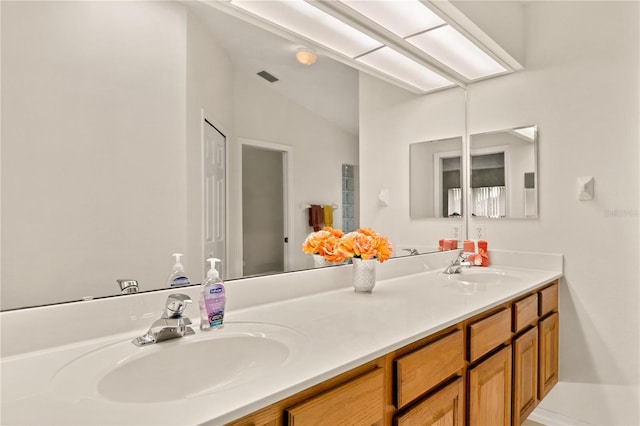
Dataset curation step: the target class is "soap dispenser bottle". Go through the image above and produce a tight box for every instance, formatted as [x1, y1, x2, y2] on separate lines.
[199, 258, 226, 331]
[167, 253, 191, 288]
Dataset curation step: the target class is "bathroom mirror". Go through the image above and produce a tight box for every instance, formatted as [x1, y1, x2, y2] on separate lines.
[469, 125, 538, 218]
[1, 1, 465, 310]
[410, 137, 463, 219]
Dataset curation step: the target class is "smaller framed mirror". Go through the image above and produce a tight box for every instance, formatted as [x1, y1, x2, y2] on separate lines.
[410, 136, 463, 219]
[469, 125, 538, 219]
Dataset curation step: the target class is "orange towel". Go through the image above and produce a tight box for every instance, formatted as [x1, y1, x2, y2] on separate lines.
[463, 240, 489, 266]
[308, 205, 322, 231]
[322, 205, 333, 228]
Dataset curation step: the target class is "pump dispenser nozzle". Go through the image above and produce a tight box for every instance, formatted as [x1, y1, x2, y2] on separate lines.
[206, 258, 221, 279]
[172, 253, 185, 271]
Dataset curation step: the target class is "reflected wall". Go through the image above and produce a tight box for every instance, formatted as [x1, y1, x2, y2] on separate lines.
[359, 73, 466, 253]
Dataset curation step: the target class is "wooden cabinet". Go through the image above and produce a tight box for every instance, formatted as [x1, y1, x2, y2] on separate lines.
[468, 308, 512, 362]
[395, 330, 464, 409]
[513, 293, 539, 333]
[286, 368, 384, 425]
[538, 312, 559, 400]
[539, 284, 558, 317]
[513, 327, 539, 425]
[395, 378, 464, 426]
[468, 346, 512, 426]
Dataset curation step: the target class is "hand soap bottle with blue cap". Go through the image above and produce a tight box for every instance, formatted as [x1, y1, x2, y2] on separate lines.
[199, 258, 225, 331]
[167, 253, 191, 287]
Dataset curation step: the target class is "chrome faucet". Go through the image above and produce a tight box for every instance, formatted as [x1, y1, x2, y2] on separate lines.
[132, 294, 195, 346]
[403, 248, 419, 255]
[117, 279, 139, 295]
[443, 252, 471, 274]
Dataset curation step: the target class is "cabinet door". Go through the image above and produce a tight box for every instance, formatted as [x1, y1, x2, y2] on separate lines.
[286, 368, 384, 425]
[539, 312, 559, 399]
[513, 327, 539, 425]
[468, 346, 512, 426]
[395, 378, 464, 426]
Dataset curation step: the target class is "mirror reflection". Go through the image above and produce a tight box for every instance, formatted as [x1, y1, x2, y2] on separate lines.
[0, 0, 361, 310]
[2, 0, 458, 311]
[410, 137, 463, 219]
[469, 125, 538, 219]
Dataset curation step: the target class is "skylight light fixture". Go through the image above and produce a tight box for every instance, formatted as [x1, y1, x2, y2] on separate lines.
[340, 0, 445, 38]
[231, 0, 382, 58]
[224, 0, 516, 94]
[356, 47, 453, 93]
[406, 25, 507, 80]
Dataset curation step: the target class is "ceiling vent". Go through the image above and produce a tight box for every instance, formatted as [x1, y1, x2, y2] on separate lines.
[257, 70, 279, 83]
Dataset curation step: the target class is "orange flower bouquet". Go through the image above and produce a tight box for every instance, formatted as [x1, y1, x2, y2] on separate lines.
[337, 227, 393, 263]
[302, 227, 347, 263]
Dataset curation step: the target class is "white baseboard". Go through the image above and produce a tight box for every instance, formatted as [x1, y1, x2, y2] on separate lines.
[529, 407, 594, 426]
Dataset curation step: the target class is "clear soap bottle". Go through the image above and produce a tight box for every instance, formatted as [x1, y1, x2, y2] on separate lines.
[167, 253, 191, 287]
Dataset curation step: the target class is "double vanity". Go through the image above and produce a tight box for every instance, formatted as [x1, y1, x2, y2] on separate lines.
[0, 250, 562, 425]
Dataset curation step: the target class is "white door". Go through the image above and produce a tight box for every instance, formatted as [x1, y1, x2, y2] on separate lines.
[203, 118, 226, 278]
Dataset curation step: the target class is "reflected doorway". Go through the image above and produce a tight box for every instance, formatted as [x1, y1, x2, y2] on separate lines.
[241, 140, 292, 276]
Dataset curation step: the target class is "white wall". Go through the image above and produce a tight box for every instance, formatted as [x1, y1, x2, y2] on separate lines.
[359, 81, 466, 251]
[469, 3, 639, 422]
[1, 1, 188, 308]
[362, 1, 638, 424]
[230, 71, 359, 277]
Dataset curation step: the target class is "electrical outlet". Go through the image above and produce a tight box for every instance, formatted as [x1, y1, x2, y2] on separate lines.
[451, 225, 460, 240]
[474, 223, 487, 240]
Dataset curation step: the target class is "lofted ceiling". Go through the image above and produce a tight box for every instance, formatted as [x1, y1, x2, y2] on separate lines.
[184, 1, 360, 136]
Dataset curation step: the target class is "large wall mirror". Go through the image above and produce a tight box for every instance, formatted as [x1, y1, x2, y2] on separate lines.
[410, 137, 463, 219]
[1, 1, 466, 310]
[469, 125, 538, 219]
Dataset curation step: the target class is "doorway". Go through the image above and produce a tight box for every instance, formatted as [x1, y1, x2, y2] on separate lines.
[241, 140, 292, 276]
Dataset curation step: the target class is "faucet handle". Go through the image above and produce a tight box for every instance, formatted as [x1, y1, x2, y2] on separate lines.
[165, 294, 192, 318]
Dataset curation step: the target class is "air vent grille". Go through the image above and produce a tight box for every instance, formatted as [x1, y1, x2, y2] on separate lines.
[257, 70, 279, 83]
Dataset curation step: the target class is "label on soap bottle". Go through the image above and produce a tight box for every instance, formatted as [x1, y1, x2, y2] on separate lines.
[204, 284, 225, 328]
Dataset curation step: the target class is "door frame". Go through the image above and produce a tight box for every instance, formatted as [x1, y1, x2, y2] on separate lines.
[201, 109, 228, 279]
[239, 138, 294, 273]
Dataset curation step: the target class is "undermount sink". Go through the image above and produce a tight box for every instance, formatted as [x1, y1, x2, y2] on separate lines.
[51, 322, 305, 404]
[455, 268, 523, 286]
[443, 267, 523, 294]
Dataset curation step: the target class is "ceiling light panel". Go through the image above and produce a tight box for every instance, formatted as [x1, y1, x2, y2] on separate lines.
[356, 46, 454, 92]
[231, 0, 382, 58]
[340, 0, 445, 38]
[407, 25, 507, 80]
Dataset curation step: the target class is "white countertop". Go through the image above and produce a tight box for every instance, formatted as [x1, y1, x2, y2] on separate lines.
[0, 251, 562, 425]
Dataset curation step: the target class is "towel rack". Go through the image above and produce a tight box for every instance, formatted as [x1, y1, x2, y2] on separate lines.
[304, 203, 339, 209]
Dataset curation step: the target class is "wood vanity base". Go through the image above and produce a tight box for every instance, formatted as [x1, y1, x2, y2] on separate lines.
[226, 280, 559, 426]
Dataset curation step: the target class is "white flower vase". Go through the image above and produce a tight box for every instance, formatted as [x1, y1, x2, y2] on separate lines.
[352, 258, 376, 293]
[313, 254, 330, 268]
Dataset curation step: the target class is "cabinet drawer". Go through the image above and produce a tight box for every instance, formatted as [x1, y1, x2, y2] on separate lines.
[539, 282, 559, 317]
[469, 308, 512, 362]
[513, 293, 539, 333]
[395, 378, 464, 426]
[395, 330, 464, 409]
[286, 368, 384, 425]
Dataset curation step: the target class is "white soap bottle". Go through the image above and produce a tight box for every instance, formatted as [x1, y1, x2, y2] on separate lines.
[167, 253, 191, 287]
[199, 258, 226, 331]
